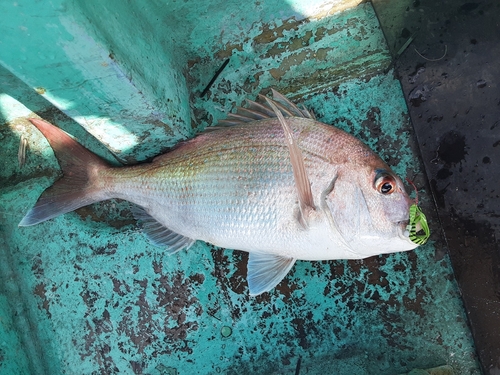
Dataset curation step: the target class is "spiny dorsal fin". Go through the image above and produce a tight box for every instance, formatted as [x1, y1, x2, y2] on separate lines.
[299, 103, 316, 120]
[270, 90, 316, 120]
[236, 106, 269, 120]
[245, 99, 277, 118]
[215, 90, 315, 127]
[270, 89, 304, 117]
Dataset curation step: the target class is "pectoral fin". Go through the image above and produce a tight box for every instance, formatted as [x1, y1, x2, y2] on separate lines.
[265, 98, 315, 220]
[247, 252, 296, 296]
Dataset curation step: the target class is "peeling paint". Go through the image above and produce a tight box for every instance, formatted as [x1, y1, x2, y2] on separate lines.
[189, 4, 391, 133]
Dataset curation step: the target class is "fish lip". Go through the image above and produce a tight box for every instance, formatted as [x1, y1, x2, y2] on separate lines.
[396, 220, 412, 241]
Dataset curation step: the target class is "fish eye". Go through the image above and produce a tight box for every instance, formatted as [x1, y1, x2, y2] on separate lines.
[374, 172, 396, 195]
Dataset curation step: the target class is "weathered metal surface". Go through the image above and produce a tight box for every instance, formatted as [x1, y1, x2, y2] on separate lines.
[0, 73, 480, 374]
[0, 1, 482, 374]
[189, 4, 392, 131]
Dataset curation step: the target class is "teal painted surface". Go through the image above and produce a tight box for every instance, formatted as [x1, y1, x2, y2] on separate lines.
[73, 0, 360, 62]
[0, 1, 191, 163]
[0, 1, 481, 374]
[0, 267, 31, 374]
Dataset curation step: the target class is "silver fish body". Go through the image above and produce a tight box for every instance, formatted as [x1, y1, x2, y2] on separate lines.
[20, 91, 420, 295]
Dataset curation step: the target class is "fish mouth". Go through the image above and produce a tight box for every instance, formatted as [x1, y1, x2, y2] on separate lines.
[396, 220, 413, 242]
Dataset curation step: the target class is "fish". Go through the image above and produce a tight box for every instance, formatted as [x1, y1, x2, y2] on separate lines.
[19, 90, 422, 296]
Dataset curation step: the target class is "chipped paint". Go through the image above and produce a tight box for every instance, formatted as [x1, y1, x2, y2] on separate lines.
[188, 4, 392, 136]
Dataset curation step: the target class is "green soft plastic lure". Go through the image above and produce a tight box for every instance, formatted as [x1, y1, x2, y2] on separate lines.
[406, 204, 430, 245]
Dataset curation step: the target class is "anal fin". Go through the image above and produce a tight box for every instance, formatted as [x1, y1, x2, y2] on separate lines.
[247, 252, 296, 296]
[131, 205, 195, 254]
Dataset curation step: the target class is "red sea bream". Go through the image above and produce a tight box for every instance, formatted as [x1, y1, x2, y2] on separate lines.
[20, 90, 421, 295]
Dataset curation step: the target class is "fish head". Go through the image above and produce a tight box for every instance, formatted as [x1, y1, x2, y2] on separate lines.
[323, 162, 419, 258]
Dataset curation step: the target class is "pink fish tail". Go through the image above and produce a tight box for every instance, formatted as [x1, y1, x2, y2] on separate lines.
[19, 118, 112, 226]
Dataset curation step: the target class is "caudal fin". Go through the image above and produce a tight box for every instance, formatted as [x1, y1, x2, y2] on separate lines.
[19, 118, 112, 226]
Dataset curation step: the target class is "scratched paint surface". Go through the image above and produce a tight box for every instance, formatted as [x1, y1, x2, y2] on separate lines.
[0, 2, 481, 375]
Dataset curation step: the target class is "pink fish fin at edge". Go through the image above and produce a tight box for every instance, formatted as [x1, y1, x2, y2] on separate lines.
[131, 205, 195, 253]
[19, 118, 112, 226]
[247, 252, 296, 296]
[265, 98, 316, 220]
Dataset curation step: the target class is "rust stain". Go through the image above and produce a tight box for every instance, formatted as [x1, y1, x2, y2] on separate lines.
[269, 68, 284, 80]
[266, 30, 314, 57]
[253, 17, 305, 45]
[403, 292, 426, 317]
[216, 43, 243, 60]
[34, 282, 51, 318]
[187, 56, 201, 69]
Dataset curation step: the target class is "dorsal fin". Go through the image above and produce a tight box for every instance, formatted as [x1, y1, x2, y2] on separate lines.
[246, 99, 277, 118]
[236, 106, 269, 120]
[214, 90, 315, 127]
